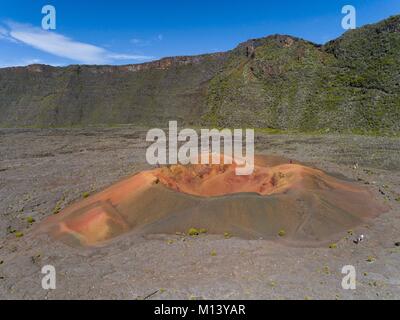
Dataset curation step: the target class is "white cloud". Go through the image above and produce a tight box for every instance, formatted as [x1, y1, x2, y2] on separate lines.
[108, 53, 152, 60]
[0, 26, 7, 37]
[131, 38, 141, 44]
[130, 34, 163, 47]
[130, 38, 151, 47]
[1, 22, 154, 65]
[0, 58, 45, 68]
[0, 25, 17, 43]
[23, 58, 42, 65]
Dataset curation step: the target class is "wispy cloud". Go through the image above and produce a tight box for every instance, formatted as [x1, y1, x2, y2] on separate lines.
[0, 25, 17, 43]
[108, 53, 151, 60]
[0, 58, 47, 68]
[0, 26, 7, 38]
[0, 21, 154, 65]
[130, 38, 151, 47]
[130, 34, 163, 47]
[22, 58, 43, 65]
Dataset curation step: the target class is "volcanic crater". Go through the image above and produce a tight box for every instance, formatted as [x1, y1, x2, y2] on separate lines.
[36, 155, 386, 247]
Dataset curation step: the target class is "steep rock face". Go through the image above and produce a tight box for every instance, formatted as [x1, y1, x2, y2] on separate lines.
[322, 15, 400, 132]
[0, 53, 227, 127]
[203, 35, 334, 130]
[203, 15, 400, 133]
[0, 15, 399, 132]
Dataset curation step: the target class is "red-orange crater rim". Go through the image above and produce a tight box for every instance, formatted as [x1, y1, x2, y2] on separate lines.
[35, 155, 388, 247]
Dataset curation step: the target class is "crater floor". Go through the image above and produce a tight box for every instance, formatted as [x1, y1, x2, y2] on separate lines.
[0, 127, 399, 299]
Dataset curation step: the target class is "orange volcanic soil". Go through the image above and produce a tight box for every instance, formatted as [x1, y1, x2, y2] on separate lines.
[155, 156, 359, 197]
[36, 155, 387, 247]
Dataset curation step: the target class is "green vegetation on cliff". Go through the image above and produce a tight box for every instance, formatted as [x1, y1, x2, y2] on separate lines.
[0, 15, 399, 133]
[203, 15, 400, 134]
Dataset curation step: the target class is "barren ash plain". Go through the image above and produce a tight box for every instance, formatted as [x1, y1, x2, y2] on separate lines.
[0, 127, 399, 299]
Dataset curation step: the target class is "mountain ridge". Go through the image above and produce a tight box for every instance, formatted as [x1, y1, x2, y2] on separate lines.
[0, 52, 228, 72]
[1, 15, 399, 133]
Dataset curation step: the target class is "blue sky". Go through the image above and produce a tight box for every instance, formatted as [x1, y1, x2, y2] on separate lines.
[0, 0, 399, 67]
